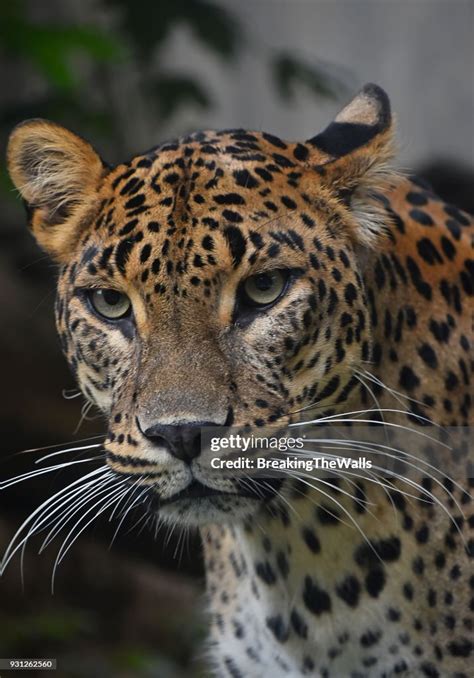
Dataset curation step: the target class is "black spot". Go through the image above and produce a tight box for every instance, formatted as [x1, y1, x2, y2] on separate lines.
[266, 615, 289, 643]
[440, 236, 456, 260]
[140, 243, 152, 263]
[344, 283, 357, 305]
[317, 375, 340, 401]
[276, 550, 289, 578]
[387, 607, 401, 621]
[164, 172, 180, 184]
[412, 556, 425, 575]
[222, 209, 243, 223]
[355, 537, 401, 565]
[281, 196, 297, 209]
[202, 235, 214, 251]
[118, 219, 138, 236]
[233, 169, 259, 189]
[417, 238, 443, 265]
[115, 238, 136, 274]
[420, 663, 439, 678]
[254, 167, 273, 182]
[429, 319, 450, 343]
[445, 370, 459, 391]
[406, 256, 432, 300]
[224, 226, 246, 267]
[410, 209, 434, 226]
[399, 365, 420, 391]
[272, 153, 295, 168]
[255, 561, 276, 585]
[303, 576, 331, 615]
[214, 193, 246, 205]
[317, 504, 340, 525]
[262, 132, 287, 149]
[415, 525, 429, 544]
[447, 639, 473, 657]
[365, 568, 386, 597]
[360, 630, 381, 647]
[125, 194, 146, 210]
[418, 343, 437, 368]
[444, 204, 470, 226]
[336, 575, 361, 607]
[293, 143, 309, 161]
[224, 657, 244, 678]
[406, 191, 428, 206]
[290, 609, 308, 638]
[302, 527, 321, 553]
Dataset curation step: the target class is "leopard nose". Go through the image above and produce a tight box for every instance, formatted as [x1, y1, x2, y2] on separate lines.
[141, 421, 218, 463]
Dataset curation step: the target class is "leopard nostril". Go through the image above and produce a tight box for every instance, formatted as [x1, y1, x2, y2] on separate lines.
[141, 421, 218, 464]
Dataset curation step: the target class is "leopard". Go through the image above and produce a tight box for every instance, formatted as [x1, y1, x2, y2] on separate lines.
[6, 83, 473, 677]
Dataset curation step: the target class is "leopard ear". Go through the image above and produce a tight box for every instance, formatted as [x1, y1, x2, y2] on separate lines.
[7, 119, 107, 261]
[307, 84, 399, 246]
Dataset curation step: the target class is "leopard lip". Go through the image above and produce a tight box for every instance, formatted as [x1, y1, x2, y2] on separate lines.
[158, 477, 283, 506]
[159, 480, 235, 506]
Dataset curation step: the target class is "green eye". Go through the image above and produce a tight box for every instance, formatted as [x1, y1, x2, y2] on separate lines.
[242, 270, 288, 307]
[89, 289, 131, 320]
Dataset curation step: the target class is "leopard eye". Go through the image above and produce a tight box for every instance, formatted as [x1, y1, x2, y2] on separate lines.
[88, 289, 131, 320]
[241, 270, 288, 307]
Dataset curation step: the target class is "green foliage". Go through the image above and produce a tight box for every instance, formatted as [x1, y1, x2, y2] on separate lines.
[0, 609, 93, 647]
[106, 0, 240, 61]
[273, 53, 346, 101]
[0, 1, 123, 91]
[154, 74, 212, 121]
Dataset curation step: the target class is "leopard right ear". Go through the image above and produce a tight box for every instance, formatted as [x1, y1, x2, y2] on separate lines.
[7, 119, 108, 261]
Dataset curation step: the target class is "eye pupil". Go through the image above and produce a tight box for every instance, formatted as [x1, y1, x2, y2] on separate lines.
[254, 273, 273, 291]
[102, 289, 121, 306]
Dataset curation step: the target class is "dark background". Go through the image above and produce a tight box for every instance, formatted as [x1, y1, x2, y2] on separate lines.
[0, 1, 472, 677]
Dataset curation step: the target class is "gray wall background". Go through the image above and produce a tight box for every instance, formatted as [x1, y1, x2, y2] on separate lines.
[155, 0, 473, 170]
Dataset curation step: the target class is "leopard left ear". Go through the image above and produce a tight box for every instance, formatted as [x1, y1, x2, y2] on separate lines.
[7, 119, 107, 261]
[307, 83, 399, 246]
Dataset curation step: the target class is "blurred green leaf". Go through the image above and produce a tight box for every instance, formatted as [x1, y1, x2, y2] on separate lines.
[0, 6, 123, 91]
[273, 53, 346, 102]
[153, 74, 212, 121]
[106, 0, 240, 61]
[0, 609, 93, 645]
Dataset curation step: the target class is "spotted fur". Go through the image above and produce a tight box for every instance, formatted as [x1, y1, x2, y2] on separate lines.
[7, 84, 473, 677]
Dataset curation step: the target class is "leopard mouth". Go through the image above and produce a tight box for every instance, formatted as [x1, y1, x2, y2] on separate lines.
[157, 477, 283, 507]
[160, 480, 232, 505]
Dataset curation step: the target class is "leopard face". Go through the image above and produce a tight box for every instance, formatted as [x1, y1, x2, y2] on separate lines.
[3, 85, 415, 526]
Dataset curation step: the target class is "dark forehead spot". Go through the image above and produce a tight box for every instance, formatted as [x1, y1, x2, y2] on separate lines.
[262, 132, 287, 149]
[214, 193, 246, 206]
[254, 167, 273, 182]
[224, 226, 247, 267]
[223, 209, 243, 223]
[293, 143, 309, 161]
[272, 153, 296, 168]
[233, 168, 259, 189]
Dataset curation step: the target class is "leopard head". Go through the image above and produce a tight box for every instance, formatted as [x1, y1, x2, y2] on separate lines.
[7, 84, 398, 525]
